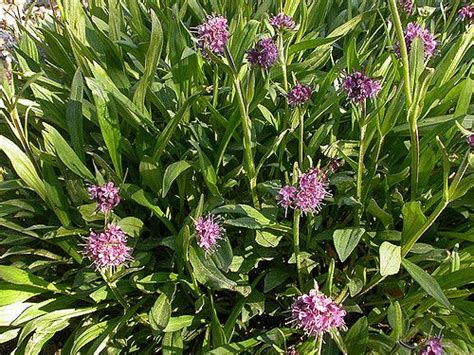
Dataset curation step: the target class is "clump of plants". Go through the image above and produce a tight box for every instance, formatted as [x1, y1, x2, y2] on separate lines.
[0, 0, 473, 353]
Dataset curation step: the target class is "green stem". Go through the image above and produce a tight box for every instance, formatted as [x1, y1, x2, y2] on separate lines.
[101, 268, 129, 311]
[293, 209, 303, 288]
[278, 33, 288, 92]
[388, 0, 412, 107]
[212, 63, 219, 107]
[315, 333, 323, 355]
[299, 110, 304, 166]
[233, 76, 260, 209]
[356, 105, 366, 225]
[409, 113, 420, 200]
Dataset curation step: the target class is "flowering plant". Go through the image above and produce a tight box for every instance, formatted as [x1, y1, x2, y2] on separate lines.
[0, 1, 472, 353]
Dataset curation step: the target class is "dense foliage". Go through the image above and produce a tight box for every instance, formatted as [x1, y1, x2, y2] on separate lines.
[0, 0, 473, 353]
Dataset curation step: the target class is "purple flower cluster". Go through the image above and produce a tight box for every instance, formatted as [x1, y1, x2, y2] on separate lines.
[88, 182, 121, 213]
[399, 0, 413, 15]
[84, 224, 132, 270]
[458, 5, 474, 22]
[197, 15, 229, 55]
[247, 38, 279, 69]
[194, 214, 225, 253]
[342, 71, 381, 104]
[467, 134, 474, 149]
[269, 13, 296, 30]
[396, 22, 437, 59]
[291, 286, 346, 336]
[277, 168, 331, 215]
[420, 337, 443, 355]
[287, 83, 313, 106]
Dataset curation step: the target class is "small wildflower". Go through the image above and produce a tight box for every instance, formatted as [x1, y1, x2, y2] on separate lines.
[295, 168, 331, 215]
[277, 185, 297, 215]
[88, 182, 121, 214]
[420, 337, 443, 355]
[342, 71, 381, 103]
[84, 224, 132, 270]
[467, 134, 474, 149]
[197, 15, 229, 56]
[269, 13, 295, 31]
[399, 0, 413, 15]
[287, 83, 312, 106]
[291, 283, 346, 336]
[395, 22, 437, 59]
[247, 38, 279, 69]
[458, 5, 474, 22]
[0, 29, 14, 55]
[194, 214, 224, 253]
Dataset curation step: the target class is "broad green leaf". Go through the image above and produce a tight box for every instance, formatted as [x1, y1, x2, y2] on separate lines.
[344, 316, 368, 354]
[117, 217, 143, 238]
[162, 161, 191, 197]
[0, 136, 47, 200]
[189, 246, 238, 293]
[0, 265, 64, 293]
[379, 242, 401, 276]
[149, 293, 171, 332]
[402, 259, 452, 310]
[387, 301, 403, 340]
[162, 331, 184, 354]
[0, 283, 45, 307]
[401, 202, 426, 245]
[255, 231, 282, 248]
[88, 79, 123, 179]
[43, 124, 94, 180]
[333, 228, 365, 262]
[163, 315, 194, 332]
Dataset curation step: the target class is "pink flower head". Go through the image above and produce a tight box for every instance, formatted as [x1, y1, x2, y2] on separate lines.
[194, 214, 224, 253]
[291, 284, 346, 336]
[287, 83, 312, 106]
[395, 22, 437, 59]
[399, 0, 413, 14]
[342, 71, 381, 103]
[420, 337, 443, 355]
[294, 168, 331, 215]
[88, 182, 121, 213]
[197, 15, 229, 56]
[277, 185, 297, 215]
[84, 224, 132, 270]
[269, 13, 296, 30]
[458, 5, 474, 22]
[466, 134, 474, 149]
[247, 38, 279, 69]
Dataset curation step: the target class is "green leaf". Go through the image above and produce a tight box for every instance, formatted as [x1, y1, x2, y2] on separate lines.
[333, 228, 365, 262]
[344, 316, 368, 354]
[65, 67, 85, 162]
[149, 293, 171, 332]
[0, 283, 45, 306]
[0, 136, 47, 200]
[255, 231, 283, 248]
[387, 301, 403, 340]
[152, 92, 201, 162]
[42, 124, 94, 181]
[0, 265, 64, 293]
[162, 331, 184, 354]
[401, 202, 426, 245]
[117, 217, 143, 238]
[87, 79, 123, 179]
[189, 245, 238, 293]
[162, 161, 191, 197]
[402, 259, 452, 310]
[133, 10, 163, 112]
[163, 315, 194, 332]
[379, 242, 401, 276]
